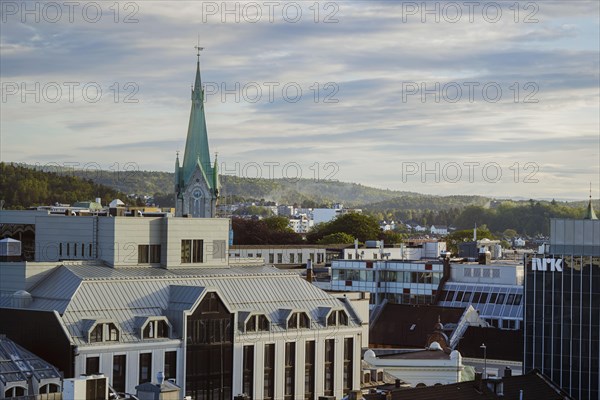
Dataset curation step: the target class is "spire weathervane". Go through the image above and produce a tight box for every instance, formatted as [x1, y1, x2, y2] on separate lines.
[195, 35, 204, 62]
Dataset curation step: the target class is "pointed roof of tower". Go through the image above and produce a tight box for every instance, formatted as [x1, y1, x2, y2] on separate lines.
[584, 185, 597, 220]
[181, 48, 214, 189]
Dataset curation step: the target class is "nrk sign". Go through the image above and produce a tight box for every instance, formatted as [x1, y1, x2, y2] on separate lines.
[531, 257, 563, 272]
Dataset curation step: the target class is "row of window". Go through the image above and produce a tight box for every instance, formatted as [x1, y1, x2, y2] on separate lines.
[86, 351, 177, 393]
[441, 290, 523, 306]
[4, 384, 60, 398]
[245, 311, 349, 333]
[89, 321, 169, 343]
[58, 242, 93, 258]
[463, 267, 501, 278]
[243, 338, 354, 400]
[333, 269, 442, 285]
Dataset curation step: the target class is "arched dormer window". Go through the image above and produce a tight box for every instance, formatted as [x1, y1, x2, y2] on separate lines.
[86, 320, 121, 343]
[326, 310, 349, 327]
[143, 319, 170, 339]
[245, 314, 270, 332]
[287, 312, 310, 329]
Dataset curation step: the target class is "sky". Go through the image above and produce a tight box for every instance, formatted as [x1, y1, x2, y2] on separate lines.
[1, 0, 599, 200]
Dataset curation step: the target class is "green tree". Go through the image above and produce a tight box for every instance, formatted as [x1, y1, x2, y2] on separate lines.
[317, 232, 355, 245]
[307, 213, 381, 243]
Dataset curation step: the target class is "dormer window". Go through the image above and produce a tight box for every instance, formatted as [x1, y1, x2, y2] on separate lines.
[88, 322, 120, 343]
[143, 320, 170, 339]
[327, 310, 349, 327]
[245, 314, 270, 332]
[288, 312, 310, 329]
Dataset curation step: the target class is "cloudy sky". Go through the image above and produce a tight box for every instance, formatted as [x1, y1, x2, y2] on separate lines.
[1, 1, 599, 200]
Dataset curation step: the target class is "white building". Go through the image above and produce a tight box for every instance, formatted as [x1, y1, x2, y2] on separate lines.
[229, 245, 328, 266]
[0, 210, 367, 400]
[288, 215, 313, 233]
[430, 225, 449, 235]
[364, 346, 465, 387]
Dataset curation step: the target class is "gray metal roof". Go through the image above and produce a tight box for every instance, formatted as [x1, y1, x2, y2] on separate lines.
[22, 264, 360, 346]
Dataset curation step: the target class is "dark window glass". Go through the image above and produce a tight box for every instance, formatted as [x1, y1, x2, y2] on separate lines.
[86, 356, 100, 375]
[327, 312, 336, 327]
[181, 240, 191, 263]
[138, 245, 149, 263]
[258, 315, 270, 331]
[139, 353, 152, 384]
[513, 294, 522, 305]
[489, 292, 498, 303]
[192, 240, 203, 263]
[107, 323, 119, 341]
[112, 355, 126, 393]
[264, 344, 275, 400]
[284, 342, 295, 400]
[339, 311, 349, 326]
[496, 293, 506, 304]
[90, 324, 103, 343]
[144, 322, 154, 338]
[324, 339, 335, 396]
[157, 320, 169, 338]
[305, 341, 315, 400]
[247, 316, 257, 332]
[299, 313, 310, 328]
[242, 346, 254, 399]
[445, 290, 456, 301]
[343, 338, 354, 393]
[150, 244, 161, 263]
[507, 294, 516, 305]
[164, 351, 177, 381]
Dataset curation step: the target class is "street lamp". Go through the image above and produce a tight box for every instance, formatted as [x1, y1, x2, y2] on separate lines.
[480, 343, 487, 379]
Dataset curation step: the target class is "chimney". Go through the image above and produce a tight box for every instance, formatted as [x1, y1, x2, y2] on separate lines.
[504, 366, 512, 378]
[306, 259, 313, 283]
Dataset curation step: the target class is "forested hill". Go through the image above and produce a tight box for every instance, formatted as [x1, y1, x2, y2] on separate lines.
[0, 162, 138, 209]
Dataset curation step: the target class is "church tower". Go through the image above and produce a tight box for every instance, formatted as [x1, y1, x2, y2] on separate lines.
[175, 48, 219, 217]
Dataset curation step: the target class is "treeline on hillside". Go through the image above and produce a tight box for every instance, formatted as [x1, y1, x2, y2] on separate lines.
[0, 162, 139, 209]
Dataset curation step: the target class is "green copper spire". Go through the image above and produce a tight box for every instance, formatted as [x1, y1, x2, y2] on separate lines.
[584, 185, 597, 220]
[181, 47, 214, 189]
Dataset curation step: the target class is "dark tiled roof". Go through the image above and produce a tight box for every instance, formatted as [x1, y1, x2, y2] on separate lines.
[364, 370, 573, 400]
[458, 326, 523, 362]
[369, 303, 465, 348]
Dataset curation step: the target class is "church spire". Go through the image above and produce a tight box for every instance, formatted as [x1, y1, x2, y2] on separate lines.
[585, 183, 597, 220]
[181, 46, 213, 188]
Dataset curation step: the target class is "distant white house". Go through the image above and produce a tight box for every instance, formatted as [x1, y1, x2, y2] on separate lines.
[513, 237, 526, 247]
[412, 225, 427, 232]
[430, 225, 449, 235]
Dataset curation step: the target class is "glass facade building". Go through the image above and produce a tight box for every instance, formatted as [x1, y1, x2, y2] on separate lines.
[524, 218, 600, 400]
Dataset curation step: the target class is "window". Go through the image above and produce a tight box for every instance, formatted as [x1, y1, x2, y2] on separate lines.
[4, 387, 25, 398]
[492, 269, 500, 278]
[59, 243, 62, 257]
[305, 341, 315, 400]
[269, 254, 274, 263]
[246, 316, 256, 332]
[139, 353, 152, 384]
[324, 339, 335, 396]
[463, 292, 472, 303]
[143, 320, 169, 339]
[339, 311, 349, 326]
[473, 268, 481, 277]
[67, 243, 70, 256]
[290, 253, 295, 263]
[284, 342, 296, 400]
[464, 268, 472, 277]
[89, 243, 93, 257]
[112, 355, 126, 393]
[39, 384, 60, 394]
[277, 253, 283, 263]
[455, 291, 465, 302]
[264, 344, 275, 400]
[86, 356, 100, 375]
[288, 312, 309, 329]
[256, 253, 262, 258]
[74, 242, 77, 257]
[112, 354, 127, 392]
[513, 294, 523, 305]
[150, 245, 161, 263]
[327, 312, 337, 327]
[298, 253, 303, 263]
[164, 351, 177, 381]
[496, 293, 506, 304]
[483, 269, 491, 278]
[107, 323, 119, 341]
[192, 240, 203, 263]
[489, 292, 498, 303]
[181, 240, 191, 263]
[445, 291, 456, 302]
[138, 245, 149, 263]
[181, 240, 203, 263]
[90, 324, 103, 342]
[248, 253, 254, 258]
[343, 338, 354, 393]
[243, 346, 254, 398]
[81, 243, 85, 257]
